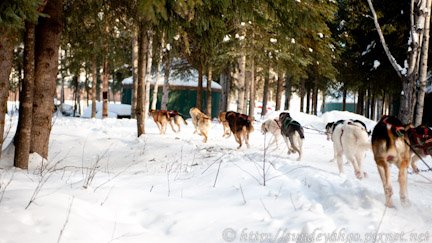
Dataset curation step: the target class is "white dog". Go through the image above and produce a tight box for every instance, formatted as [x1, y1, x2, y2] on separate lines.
[261, 119, 282, 147]
[328, 120, 370, 179]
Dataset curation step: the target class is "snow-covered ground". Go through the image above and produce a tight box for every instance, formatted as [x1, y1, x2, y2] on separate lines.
[1, 110, 432, 243]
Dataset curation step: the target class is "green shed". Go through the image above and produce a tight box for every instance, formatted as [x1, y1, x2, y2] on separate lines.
[121, 75, 222, 118]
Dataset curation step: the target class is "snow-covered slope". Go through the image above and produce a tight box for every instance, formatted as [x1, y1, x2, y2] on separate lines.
[0, 111, 431, 243]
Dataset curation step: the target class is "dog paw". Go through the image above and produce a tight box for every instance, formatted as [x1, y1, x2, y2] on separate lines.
[355, 171, 363, 180]
[401, 198, 411, 208]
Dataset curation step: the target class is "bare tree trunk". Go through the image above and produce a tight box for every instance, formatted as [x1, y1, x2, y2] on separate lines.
[237, 54, 246, 113]
[143, 30, 153, 120]
[261, 64, 270, 117]
[101, 56, 109, 118]
[399, 76, 417, 123]
[131, 27, 139, 118]
[306, 88, 311, 114]
[415, 0, 432, 125]
[312, 86, 318, 115]
[151, 32, 165, 111]
[342, 88, 347, 111]
[300, 80, 305, 112]
[356, 89, 365, 115]
[371, 92, 376, 120]
[31, 0, 63, 159]
[219, 70, 228, 112]
[161, 52, 171, 110]
[91, 56, 97, 118]
[197, 63, 203, 110]
[136, 23, 148, 137]
[249, 58, 256, 118]
[275, 70, 284, 111]
[14, 22, 35, 169]
[206, 66, 213, 116]
[0, 29, 15, 158]
[284, 74, 292, 110]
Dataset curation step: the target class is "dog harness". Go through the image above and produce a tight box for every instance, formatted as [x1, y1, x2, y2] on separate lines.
[381, 116, 405, 137]
[407, 126, 432, 156]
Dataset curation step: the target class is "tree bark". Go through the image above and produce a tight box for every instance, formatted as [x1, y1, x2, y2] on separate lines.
[248, 58, 256, 119]
[197, 63, 203, 110]
[151, 32, 165, 110]
[237, 54, 246, 113]
[101, 56, 109, 118]
[415, 0, 432, 126]
[91, 56, 97, 118]
[136, 23, 148, 137]
[299, 80, 305, 112]
[143, 30, 153, 120]
[206, 66, 212, 116]
[219, 70, 228, 112]
[0, 29, 15, 159]
[306, 88, 311, 114]
[342, 88, 347, 111]
[284, 75, 292, 110]
[275, 70, 284, 111]
[131, 27, 139, 118]
[356, 89, 365, 115]
[161, 52, 171, 110]
[30, 0, 63, 159]
[312, 86, 318, 115]
[261, 64, 270, 117]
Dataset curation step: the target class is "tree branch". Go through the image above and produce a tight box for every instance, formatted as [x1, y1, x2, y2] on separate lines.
[366, 0, 403, 79]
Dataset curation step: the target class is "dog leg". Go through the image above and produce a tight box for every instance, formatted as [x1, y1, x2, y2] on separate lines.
[336, 152, 344, 175]
[235, 133, 242, 149]
[202, 130, 208, 143]
[289, 134, 302, 161]
[411, 154, 420, 174]
[376, 161, 394, 208]
[283, 136, 291, 154]
[398, 159, 411, 208]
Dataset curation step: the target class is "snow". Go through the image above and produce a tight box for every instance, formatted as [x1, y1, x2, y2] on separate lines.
[1, 110, 432, 243]
[81, 102, 132, 118]
[372, 60, 381, 70]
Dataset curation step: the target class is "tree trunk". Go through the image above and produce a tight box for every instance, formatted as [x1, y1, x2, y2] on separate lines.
[312, 86, 318, 115]
[143, 30, 153, 120]
[91, 56, 97, 118]
[197, 63, 203, 110]
[131, 27, 139, 118]
[341, 88, 346, 111]
[399, 75, 417, 123]
[219, 70, 228, 112]
[415, 0, 432, 125]
[356, 89, 365, 115]
[261, 65, 270, 117]
[30, 0, 63, 159]
[300, 80, 305, 112]
[0, 29, 15, 159]
[206, 66, 213, 116]
[101, 56, 109, 118]
[151, 32, 165, 111]
[161, 52, 171, 110]
[306, 88, 311, 114]
[275, 70, 284, 111]
[249, 58, 256, 118]
[237, 54, 246, 113]
[284, 74, 292, 110]
[371, 92, 376, 120]
[136, 23, 148, 137]
[14, 22, 35, 169]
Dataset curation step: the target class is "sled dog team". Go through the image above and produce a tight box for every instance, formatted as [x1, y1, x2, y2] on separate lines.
[150, 107, 432, 207]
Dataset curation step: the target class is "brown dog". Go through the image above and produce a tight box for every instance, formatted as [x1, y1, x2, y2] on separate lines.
[371, 115, 411, 208]
[225, 111, 254, 149]
[218, 111, 231, 138]
[150, 109, 171, 134]
[167, 110, 188, 132]
[189, 107, 211, 143]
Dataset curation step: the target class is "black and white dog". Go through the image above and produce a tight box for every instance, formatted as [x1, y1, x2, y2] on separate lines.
[325, 119, 370, 179]
[279, 112, 305, 161]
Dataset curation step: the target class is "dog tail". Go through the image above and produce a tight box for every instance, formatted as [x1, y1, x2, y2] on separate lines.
[298, 127, 305, 139]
